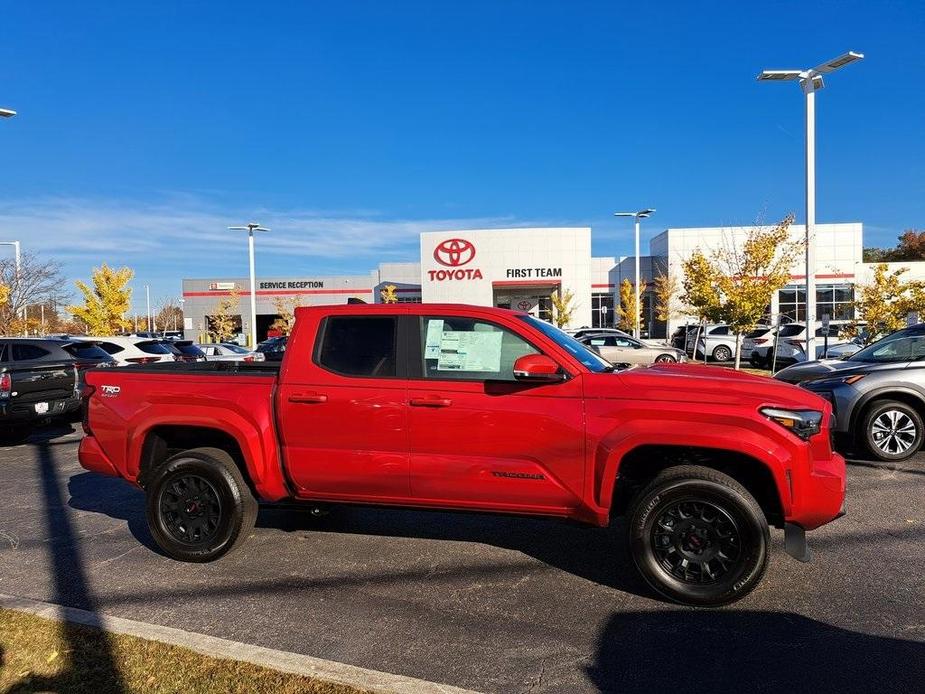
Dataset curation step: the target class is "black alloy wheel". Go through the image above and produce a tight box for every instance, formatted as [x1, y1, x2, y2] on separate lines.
[146, 447, 257, 562]
[628, 465, 769, 606]
[158, 474, 223, 545]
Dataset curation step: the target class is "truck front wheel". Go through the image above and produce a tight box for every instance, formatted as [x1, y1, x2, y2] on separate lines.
[628, 465, 769, 606]
[146, 447, 257, 563]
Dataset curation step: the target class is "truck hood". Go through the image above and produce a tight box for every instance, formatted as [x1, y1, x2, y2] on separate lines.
[584, 362, 827, 411]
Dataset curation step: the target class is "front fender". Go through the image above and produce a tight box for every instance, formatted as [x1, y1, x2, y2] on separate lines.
[590, 417, 794, 518]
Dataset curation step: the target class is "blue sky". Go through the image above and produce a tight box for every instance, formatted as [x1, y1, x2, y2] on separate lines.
[1, 1, 923, 312]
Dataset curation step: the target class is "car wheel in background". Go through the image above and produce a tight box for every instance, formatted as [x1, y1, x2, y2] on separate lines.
[712, 345, 732, 362]
[655, 354, 676, 363]
[146, 447, 257, 562]
[861, 400, 924, 462]
[628, 465, 769, 606]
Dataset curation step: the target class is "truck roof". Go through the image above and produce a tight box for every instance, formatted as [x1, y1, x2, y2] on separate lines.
[294, 303, 529, 318]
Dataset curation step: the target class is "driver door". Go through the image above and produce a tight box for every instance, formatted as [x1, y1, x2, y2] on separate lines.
[407, 314, 586, 511]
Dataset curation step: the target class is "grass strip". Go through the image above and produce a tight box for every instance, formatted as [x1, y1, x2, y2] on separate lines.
[0, 607, 363, 694]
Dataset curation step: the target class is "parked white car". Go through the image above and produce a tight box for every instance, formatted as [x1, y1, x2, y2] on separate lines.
[572, 327, 668, 348]
[686, 324, 739, 362]
[771, 321, 852, 366]
[79, 336, 177, 366]
[742, 326, 777, 364]
[198, 343, 266, 363]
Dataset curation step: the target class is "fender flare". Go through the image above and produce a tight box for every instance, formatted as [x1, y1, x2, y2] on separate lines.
[593, 423, 792, 517]
[126, 405, 288, 501]
[848, 386, 925, 433]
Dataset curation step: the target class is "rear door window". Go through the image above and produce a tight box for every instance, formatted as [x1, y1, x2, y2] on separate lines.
[778, 325, 804, 338]
[317, 316, 397, 378]
[12, 344, 51, 361]
[709, 326, 730, 336]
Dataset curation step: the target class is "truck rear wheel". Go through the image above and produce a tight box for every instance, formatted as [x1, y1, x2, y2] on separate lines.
[146, 447, 257, 563]
[628, 465, 769, 606]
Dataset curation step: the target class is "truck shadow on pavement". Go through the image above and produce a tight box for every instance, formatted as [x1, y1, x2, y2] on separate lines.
[66, 470, 654, 599]
[588, 609, 925, 694]
[258, 503, 655, 599]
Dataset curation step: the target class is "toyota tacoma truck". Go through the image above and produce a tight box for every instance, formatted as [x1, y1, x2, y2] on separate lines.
[79, 304, 846, 606]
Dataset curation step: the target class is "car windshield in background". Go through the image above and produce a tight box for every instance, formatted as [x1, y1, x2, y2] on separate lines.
[521, 316, 613, 373]
[136, 341, 174, 355]
[849, 330, 925, 363]
[175, 344, 205, 357]
[222, 343, 251, 354]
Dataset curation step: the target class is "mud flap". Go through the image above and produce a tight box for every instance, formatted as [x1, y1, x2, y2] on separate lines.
[785, 522, 812, 563]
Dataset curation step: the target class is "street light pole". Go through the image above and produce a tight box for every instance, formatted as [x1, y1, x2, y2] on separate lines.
[145, 284, 151, 333]
[758, 51, 863, 360]
[229, 223, 270, 347]
[614, 209, 656, 339]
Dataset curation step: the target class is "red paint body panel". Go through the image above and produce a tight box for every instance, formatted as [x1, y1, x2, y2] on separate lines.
[79, 303, 845, 536]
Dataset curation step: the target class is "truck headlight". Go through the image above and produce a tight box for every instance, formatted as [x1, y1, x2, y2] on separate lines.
[760, 407, 823, 440]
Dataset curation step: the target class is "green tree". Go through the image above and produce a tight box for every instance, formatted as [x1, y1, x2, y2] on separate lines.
[550, 288, 576, 328]
[846, 264, 925, 344]
[681, 215, 802, 369]
[615, 279, 640, 333]
[67, 264, 134, 336]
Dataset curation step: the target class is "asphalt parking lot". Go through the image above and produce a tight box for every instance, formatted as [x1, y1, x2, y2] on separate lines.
[1, 425, 923, 693]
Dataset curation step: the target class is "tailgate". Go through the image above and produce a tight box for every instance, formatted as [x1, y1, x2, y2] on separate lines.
[8, 362, 76, 403]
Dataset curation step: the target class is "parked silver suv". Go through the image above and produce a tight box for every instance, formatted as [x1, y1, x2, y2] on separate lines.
[775, 324, 925, 462]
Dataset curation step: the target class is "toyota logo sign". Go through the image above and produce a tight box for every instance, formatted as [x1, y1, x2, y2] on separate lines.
[433, 238, 476, 267]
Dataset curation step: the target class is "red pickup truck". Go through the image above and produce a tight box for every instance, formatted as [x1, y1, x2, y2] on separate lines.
[79, 304, 846, 606]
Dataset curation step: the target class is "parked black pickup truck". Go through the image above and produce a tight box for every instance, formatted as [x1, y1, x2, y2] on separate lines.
[0, 338, 101, 443]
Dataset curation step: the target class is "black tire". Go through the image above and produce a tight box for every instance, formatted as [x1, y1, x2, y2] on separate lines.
[0, 425, 32, 446]
[861, 400, 924, 462]
[712, 345, 732, 362]
[655, 354, 676, 363]
[628, 465, 769, 606]
[145, 447, 258, 562]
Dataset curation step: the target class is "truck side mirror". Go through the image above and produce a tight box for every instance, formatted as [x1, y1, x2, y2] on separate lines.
[513, 354, 565, 382]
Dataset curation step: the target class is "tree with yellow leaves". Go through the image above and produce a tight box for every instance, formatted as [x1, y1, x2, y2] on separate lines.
[380, 284, 399, 303]
[0, 283, 9, 307]
[681, 215, 802, 369]
[615, 279, 639, 333]
[208, 289, 241, 343]
[550, 288, 576, 328]
[269, 296, 304, 335]
[653, 272, 684, 324]
[846, 264, 925, 344]
[67, 264, 134, 336]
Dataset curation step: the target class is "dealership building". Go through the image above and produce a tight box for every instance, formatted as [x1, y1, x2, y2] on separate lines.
[182, 221, 905, 343]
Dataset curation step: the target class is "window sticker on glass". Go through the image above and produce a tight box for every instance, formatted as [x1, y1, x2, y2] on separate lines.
[436, 330, 503, 372]
[424, 319, 445, 359]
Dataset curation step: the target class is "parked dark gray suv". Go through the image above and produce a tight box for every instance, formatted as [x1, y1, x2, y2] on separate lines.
[774, 324, 925, 462]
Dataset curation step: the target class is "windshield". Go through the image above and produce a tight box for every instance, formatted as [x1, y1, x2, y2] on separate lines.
[222, 343, 251, 354]
[850, 329, 925, 363]
[520, 316, 614, 373]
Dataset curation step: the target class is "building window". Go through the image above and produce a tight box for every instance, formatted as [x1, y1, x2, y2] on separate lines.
[777, 284, 854, 322]
[591, 292, 615, 328]
[536, 296, 553, 323]
[397, 296, 423, 303]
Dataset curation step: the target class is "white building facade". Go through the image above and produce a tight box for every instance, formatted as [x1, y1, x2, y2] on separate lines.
[182, 221, 910, 343]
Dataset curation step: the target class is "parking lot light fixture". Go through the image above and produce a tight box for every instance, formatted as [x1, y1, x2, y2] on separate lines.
[0, 108, 16, 118]
[229, 223, 270, 348]
[758, 51, 863, 359]
[614, 209, 656, 338]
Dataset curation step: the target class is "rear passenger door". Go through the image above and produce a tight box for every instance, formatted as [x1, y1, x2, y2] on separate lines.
[276, 314, 412, 500]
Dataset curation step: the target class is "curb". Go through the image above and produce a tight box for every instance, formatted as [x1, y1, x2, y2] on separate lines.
[0, 593, 480, 694]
